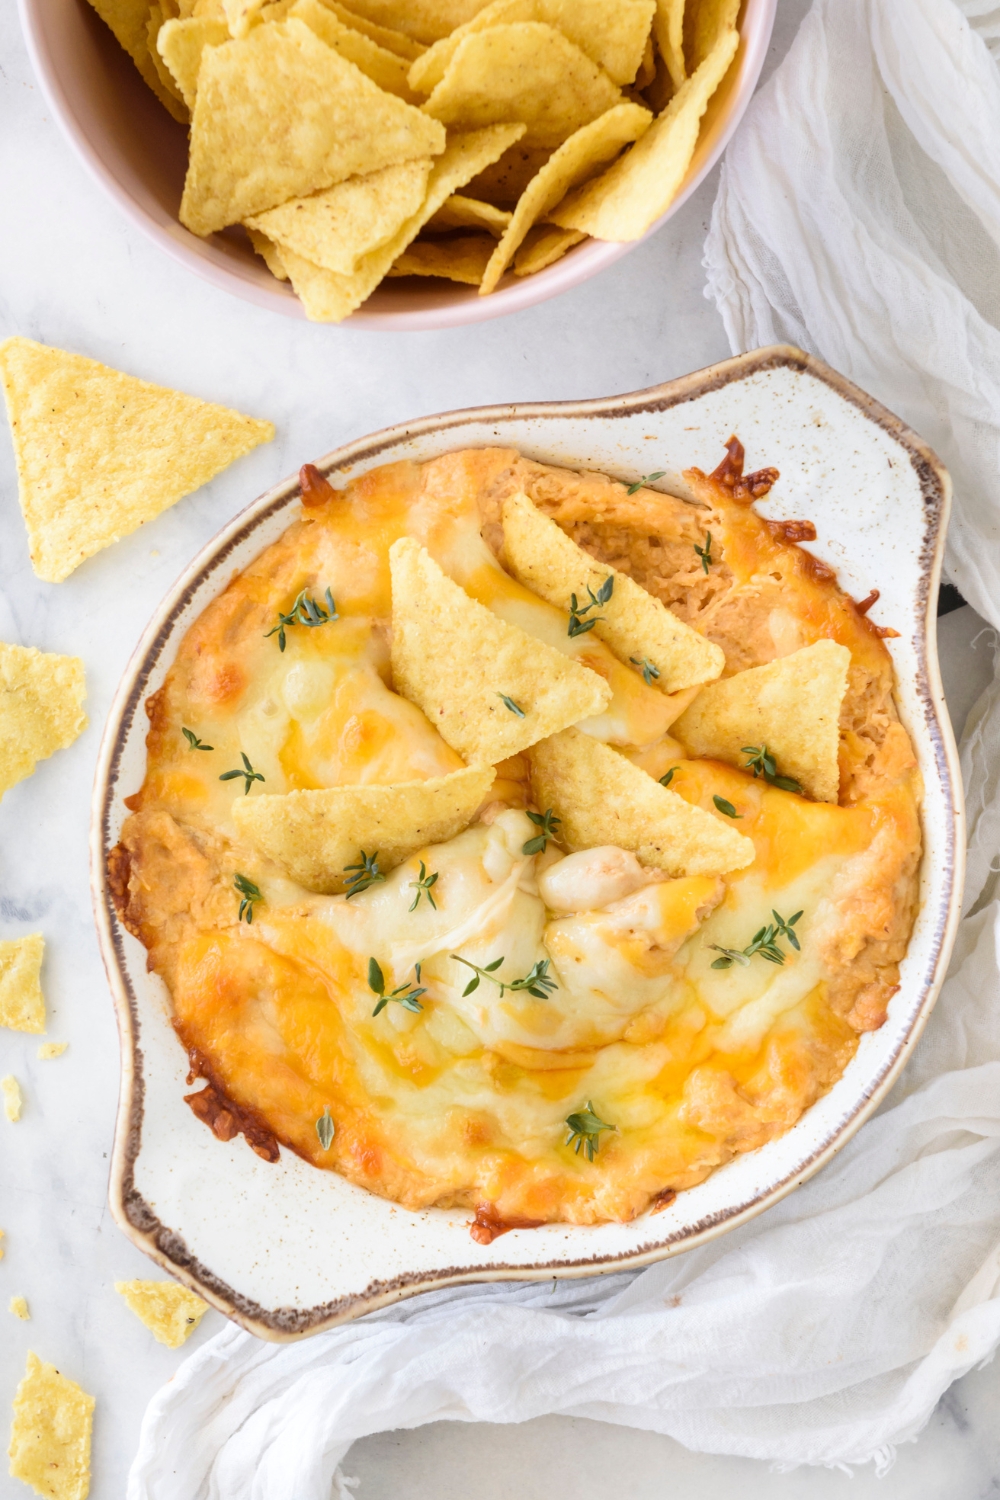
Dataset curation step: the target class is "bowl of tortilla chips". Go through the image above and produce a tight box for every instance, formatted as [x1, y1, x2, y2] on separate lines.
[20, 0, 775, 327]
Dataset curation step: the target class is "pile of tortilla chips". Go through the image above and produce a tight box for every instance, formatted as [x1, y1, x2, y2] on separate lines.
[87, 0, 741, 319]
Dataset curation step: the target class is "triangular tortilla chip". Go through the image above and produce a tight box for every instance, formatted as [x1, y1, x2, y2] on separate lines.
[421, 24, 621, 150]
[672, 640, 851, 804]
[389, 233, 496, 283]
[0, 935, 45, 1035]
[279, 123, 524, 320]
[247, 159, 433, 275]
[9, 1352, 94, 1500]
[513, 224, 585, 274]
[390, 538, 611, 764]
[480, 102, 650, 294]
[290, 0, 418, 96]
[157, 15, 230, 108]
[115, 1280, 209, 1348]
[0, 338, 274, 582]
[550, 27, 738, 240]
[180, 19, 446, 234]
[501, 490, 723, 691]
[233, 764, 495, 892]
[530, 727, 754, 876]
[0, 643, 87, 799]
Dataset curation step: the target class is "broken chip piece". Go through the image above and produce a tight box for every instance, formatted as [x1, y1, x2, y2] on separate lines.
[501, 490, 724, 691]
[0, 338, 274, 583]
[38, 1043, 68, 1060]
[390, 537, 611, 764]
[530, 726, 754, 876]
[0, 934, 45, 1034]
[0, 644, 87, 800]
[115, 1279, 210, 1348]
[672, 639, 852, 804]
[10, 1296, 30, 1321]
[9, 1351, 95, 1500]
[232, 764, 496, 893]
[2, 1075, 23, 1122]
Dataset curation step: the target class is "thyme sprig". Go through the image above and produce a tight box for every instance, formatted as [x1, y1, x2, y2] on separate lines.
[626, 471, 666, 496]
[522, 808, 561, 856]
[368, 957, 426, 1015]
[565, 1101, 616, 1161]
[316, 1107, 335, 1150]
[344, 850, 385, 898]
[452, 954, 558, 1000]
[220, 752, 265, 795]
[498, 693, 526, 718]
[234, 873, 262, 924]
[409, 861, 439, 911]
[567, 576, 613, 637]
[694, 532, 713, 574]
[742, 744, 804, 795]
[265, 586, 339, 651]
[182, 727, 213, 751]
[630, 655, 660, 685]
[709, 909, 803, 970]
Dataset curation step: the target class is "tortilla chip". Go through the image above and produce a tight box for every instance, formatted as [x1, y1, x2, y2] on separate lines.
[685, 0, 739, 73]
[280, 123, 524, 320]
[38, 1044, 67, 1060]
[427, 193, 512, 235]
[157, 15, 230, 107]
[0, 338, 274, 582]
[0, 643, 87, 799]
[180, 20, 445, 235]
[531, 727, 753, 876]
[653, 0, 685, 89]
[464, 143, 552, 205]
[635, 32, 656, 88]
[389, 233, 495, 282]
[84, 0, 189, 119]
[421, 24, 621, 150]
[336, 0, 493, 45]
[247, 159, 433, 275]
[673, 641, 851, 803]
[10, 1297, 30, 1321]
[500, 491, 723, 690]
[146, 4, 191, 112]
[390, 538, 611, 764]
[289, 0, 418, 96]
[233, 764, 495, 892]
[513, 223, 585, 274]
[2, 1076, 23, 1122]
[319, 2, 427, 58]
[115, 1280, 210, 1348]
[480, 101, 650, 293]
[247, 226, 290, 278]
[550, 26, 738, 240]
[0, 934, 45, 1034]
[9, 1352, 95, 1500]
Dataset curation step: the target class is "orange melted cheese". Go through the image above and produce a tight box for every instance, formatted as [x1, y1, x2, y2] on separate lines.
[113, 447, 921, 1227]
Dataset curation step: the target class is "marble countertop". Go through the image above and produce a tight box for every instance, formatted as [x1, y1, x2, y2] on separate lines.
[3, 0, 999, 1494]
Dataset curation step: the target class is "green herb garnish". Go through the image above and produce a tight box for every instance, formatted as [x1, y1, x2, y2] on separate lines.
[626, 471, 666, 496]
[713, 795, 741, 818]
[368, 957, 426, 1016]
[710, 909, 803, 969]
[344, 850, 385, 899]
[265, 586, 339, 651]
[629, 655, 660, 685]
[409, 861, 439, 911]
[220, 752, 265, 795]
[498, 693, 526, 718]
[694, 532, 713, 574]
[452, 954, 558, 1000]
[522, 808, 561, 856]
[742, 744, 803, 794]
[182, 727, 213, 752]
[565, 1101, 616, 1160]
[316, 1107, 335, 1151]
[567, 576, 614, 637]
[234, 873, 262, 924]
[659, 767, 678, 788]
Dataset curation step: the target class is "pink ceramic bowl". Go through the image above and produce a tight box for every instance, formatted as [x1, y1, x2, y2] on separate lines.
[19, 0, 776, 329]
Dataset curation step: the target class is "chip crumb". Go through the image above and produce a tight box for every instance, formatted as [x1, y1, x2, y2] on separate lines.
[2, 1075, 23, 1122]
[0, 933, 46, 1033]
[37, 1043, 67, 1060]
[8, 1350, 94, 1500]
[10, 1296, 30, 1321]
[0, 644, 87, 802]
[115, 1279, 210, 1348]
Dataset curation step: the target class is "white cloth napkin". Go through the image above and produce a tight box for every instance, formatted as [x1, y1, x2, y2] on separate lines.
[129, 2, 1000, 1489]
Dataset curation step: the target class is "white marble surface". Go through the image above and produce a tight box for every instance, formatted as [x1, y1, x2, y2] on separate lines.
[3, 0, 1000, 1495]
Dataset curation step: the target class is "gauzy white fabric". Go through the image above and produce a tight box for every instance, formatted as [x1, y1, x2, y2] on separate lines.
[129, 3, 1000, 1489]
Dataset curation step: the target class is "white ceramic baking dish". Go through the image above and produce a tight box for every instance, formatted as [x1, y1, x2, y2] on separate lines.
[91, 346, 963, 1340]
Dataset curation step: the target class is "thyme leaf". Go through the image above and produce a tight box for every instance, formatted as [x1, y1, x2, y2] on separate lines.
[316, 1107, 335, 1151]
[522, 807, 561, 857]
[451, 954, 558, 1000]
[629, 655, 660, 685]
[182, 727, 213, 752]
[368, 956, 426, 1016]
[497, 693, 526, 718]
[219, 752, 265, 795]
[408, 861, 439, 911]
[234, 872, 262, 924]
[741, 744, 803, 795]
[265, 587, 339, 651]
[659, 767, 678, 788]
[626, 471, 666, 496]
[694, 532, 713, 574]
[565, 1101, 616, 1160]
[710, 909, 803, 969]
[713, 795, 741, 818]
[344, 850, 385, 899]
